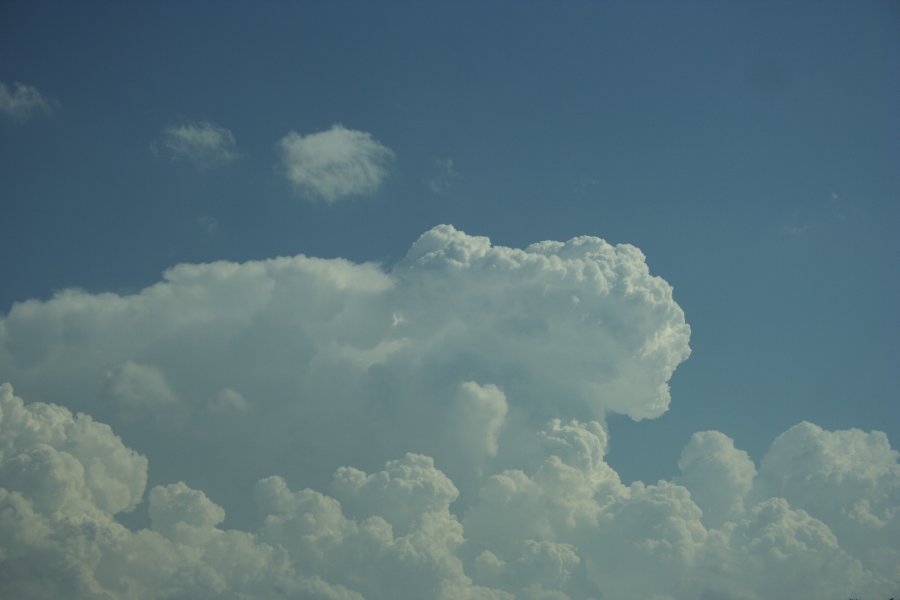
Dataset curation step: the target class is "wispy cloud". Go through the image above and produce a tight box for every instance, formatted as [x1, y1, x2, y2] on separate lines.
[425, 157, 459, 195]
[277, 124, 394, 202]
[781, 223, 811, 236]
[196, 215, 219, 235]
[156, 121, 239, 168]
[779, 191, 859, 237]
[574, 175, 602, 196]
[0, 81, 58, 123]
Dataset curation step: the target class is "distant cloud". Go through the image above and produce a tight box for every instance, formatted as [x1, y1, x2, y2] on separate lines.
[157, 121, 239, 168]
[574, 175, 602, 196]
[425, 157, 459, 195]
[781, 223, 811, 236]
[277, 124, 394, 202]
[197, 215, 219, 235]
[0, 81, 58, 123]
[779, 191, 859, 237]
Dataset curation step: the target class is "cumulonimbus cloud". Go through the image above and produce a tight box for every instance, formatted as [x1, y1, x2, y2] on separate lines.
[0, 226, 896, 598]
[156, 120, 239, 168]
[277, 124, 394, 202]
[0, 81, 58, 123]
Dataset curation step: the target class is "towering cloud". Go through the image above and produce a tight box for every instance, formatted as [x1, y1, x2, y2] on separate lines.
[0, 226, 896, 598]
[0, 225, 690, 503]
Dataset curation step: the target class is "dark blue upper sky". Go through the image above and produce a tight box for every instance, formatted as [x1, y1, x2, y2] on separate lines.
[1, 0, 897, 481]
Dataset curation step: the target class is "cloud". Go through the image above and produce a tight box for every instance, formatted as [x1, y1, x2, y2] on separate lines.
[156, 121, 239, 168]
[1, 384, 896, 599]
[756, 421, 900, 572]
[0, 81, 58, 123]
[675, 431, 756, 528]
[277, 124, 394, 202]
[100, 360, 184, 425]
[0, 383, 147, 518]
[425, 157, 459, 195]
[196, 215, 219, 235]
[0, 226, 896, 597]
[0, 225, 690, 503]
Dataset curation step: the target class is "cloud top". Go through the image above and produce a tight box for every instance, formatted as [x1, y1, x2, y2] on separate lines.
[157, 120, 239, 167]
[0, 82, 58, 123]
[277, 124, 394, 202]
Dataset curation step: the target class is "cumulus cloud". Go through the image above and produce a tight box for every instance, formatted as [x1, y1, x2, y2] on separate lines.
[0, 225, 689, 504]
[676, 431, 756, 528]
[277, 124, 394, 202]
[0, 383, 147, 518]
[0, 226, 896, 597]
[756, 421, 900, 578]
[0, 81, 58, 123]
[1, 384, 896, 599]
[156, 120, 239, 167]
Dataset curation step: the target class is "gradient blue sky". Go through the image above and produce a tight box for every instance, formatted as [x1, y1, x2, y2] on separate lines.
[1, 0, 898, 486]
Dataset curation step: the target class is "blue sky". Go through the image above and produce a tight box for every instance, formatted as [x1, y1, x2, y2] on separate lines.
[1, 2, 898, 598]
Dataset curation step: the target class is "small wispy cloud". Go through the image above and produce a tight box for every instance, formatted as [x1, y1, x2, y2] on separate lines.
[425, 157, 459, 195]
[574, 175, 602, 196]
[156, 121, 239, 168]
[0, 81, 59, 123]
[196, 215, 219, 235]
[277, 124, 394, 202]
[829, 191, 849, 220]
[781, 223, 811, 236]
[779, 191, 858, 237]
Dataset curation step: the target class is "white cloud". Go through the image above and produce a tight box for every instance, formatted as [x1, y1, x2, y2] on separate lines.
[1, 384, 895, 599]
[157, 120, 239, 167]
[675, 431, 756, 528]
[0, 383, 362, 600]
[0, 225, 689, 503]
[0, 226, 896, 597]
[0, 383, 147, 518]
[756, 421, 900, 573]
[277, 124, 394, 202]
[0, 81, 58, 123]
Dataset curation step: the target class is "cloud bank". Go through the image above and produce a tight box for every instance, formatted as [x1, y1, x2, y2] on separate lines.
[278, 125, 394, 201]
[0, 81, 58, 123]
[157, 121, 239, 168]
[0, 226, 896, 598]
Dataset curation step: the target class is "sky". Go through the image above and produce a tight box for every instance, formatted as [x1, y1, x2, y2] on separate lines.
[1, 2, 898, 599]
